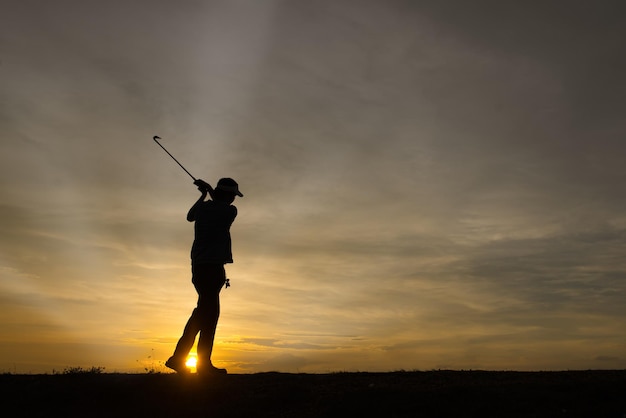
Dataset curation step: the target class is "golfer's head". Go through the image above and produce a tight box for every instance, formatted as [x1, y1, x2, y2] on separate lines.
[213, 178, 243, 203]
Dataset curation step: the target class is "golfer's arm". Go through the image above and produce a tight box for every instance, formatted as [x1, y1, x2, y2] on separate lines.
[186, 195, 206, 222]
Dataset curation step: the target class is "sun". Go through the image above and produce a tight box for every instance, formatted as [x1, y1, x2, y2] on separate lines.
[185, 355, 197, 370]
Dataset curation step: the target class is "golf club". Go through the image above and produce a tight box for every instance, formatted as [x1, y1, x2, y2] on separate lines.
[153, 135, 197, 181]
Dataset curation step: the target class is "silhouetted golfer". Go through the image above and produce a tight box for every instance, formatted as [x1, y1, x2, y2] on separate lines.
[166, 177, 243, 376]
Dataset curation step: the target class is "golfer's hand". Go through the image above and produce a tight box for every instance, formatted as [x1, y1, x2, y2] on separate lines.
[194, 179, 211, 193]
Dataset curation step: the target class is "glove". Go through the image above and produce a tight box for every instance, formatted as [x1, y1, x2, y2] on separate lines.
[194, 179, 211, 192]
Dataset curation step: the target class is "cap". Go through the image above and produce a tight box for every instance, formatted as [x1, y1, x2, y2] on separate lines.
[216, 178, 243, 197]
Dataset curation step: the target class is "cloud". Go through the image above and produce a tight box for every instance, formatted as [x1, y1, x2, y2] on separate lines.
[261, 353, 311, 372]
[595, 356, 621, 363]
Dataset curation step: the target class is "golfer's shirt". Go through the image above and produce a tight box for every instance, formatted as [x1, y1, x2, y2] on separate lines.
[190, 200, 237, 264]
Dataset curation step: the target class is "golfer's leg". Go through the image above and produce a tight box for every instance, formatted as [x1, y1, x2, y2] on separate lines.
[171, 308, 201, 359]
[196, 264, 226, 371]
[197, 293, 221, 361]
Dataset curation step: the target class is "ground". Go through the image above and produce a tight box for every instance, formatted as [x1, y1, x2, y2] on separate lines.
[1, 370, 625, 417]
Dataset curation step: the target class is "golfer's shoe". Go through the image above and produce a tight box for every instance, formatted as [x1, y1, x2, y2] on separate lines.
[197, 364, 228, 376]
[165, 357, 190, 374]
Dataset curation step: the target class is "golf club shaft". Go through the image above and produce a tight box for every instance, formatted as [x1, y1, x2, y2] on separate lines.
[153, 136, 197, 181]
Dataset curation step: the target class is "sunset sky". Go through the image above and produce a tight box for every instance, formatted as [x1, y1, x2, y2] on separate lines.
[1, 0, 625, 374]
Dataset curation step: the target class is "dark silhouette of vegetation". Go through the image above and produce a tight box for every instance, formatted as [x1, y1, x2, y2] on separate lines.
[1, 370, 625, 417]
[53, 366, 106, 375]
